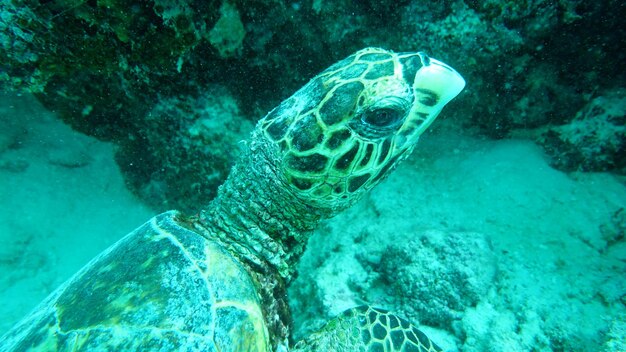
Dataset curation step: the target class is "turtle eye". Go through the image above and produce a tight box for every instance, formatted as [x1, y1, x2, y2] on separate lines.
[350, 96, 409, 139]
[360, 96, 409, 128]
[361, 107, 404, 127]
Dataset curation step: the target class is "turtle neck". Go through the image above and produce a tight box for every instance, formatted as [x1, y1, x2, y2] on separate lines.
[196, 129, 331, 282]
[195, 129, 337, 348]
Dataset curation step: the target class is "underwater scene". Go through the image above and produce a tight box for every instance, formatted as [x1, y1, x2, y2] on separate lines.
[1, 1, 625, 351]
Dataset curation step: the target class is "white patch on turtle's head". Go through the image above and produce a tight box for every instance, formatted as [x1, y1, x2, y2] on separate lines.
[394, 52, 466, 148]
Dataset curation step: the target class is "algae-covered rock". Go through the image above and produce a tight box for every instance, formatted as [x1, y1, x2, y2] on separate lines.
[539, 89, 626, 173]
[604, 314, 626, 352]
[209, 1, 245, 58]
[116, 86, 252, 212]
[361, 230, 497, 330]
[460, 302, 551, 352]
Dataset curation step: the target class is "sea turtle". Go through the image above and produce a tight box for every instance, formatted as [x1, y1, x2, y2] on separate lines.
[0, 47, 465, 351]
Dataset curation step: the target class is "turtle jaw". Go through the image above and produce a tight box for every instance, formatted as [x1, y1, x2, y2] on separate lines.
[414, 56, 466, 115]
[395, 54, 466, 149]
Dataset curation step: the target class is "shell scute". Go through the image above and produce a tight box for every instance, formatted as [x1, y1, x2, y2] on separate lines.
[2, 212, 269, 352]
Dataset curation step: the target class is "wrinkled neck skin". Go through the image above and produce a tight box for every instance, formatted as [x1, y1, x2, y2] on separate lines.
[195, 130, 339, 347]
[199, 130, 334, 281]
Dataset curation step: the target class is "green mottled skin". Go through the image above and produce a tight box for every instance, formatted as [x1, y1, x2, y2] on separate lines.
[0, 48, 464, 351]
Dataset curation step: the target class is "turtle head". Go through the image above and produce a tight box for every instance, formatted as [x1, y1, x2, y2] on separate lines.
[259, 47, 465, 211]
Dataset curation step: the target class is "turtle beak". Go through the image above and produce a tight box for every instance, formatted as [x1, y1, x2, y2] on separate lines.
[408, 53, 465, 136]
[416, 53, 466, 106]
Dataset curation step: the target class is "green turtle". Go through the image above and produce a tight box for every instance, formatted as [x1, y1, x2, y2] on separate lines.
[0, 47, 464, 351]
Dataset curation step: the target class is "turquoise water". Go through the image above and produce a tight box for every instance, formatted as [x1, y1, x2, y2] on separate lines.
[1, 1, 625, 351]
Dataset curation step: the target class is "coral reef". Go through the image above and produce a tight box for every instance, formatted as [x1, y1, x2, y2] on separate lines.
[2, 0, 625, 208]
[604, 314, 626, 352]
[358, 230, 497, 330]
[116, 86, 252, 212]
[539, 89, 626, 173]
[209, 1, 246, 58]
[399, 0, 616, 137]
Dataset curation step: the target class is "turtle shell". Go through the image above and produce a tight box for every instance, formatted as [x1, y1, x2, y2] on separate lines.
[0, 211, 270, 351]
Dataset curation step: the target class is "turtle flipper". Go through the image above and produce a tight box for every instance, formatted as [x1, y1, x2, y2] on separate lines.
[292, 306, 441, 352]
